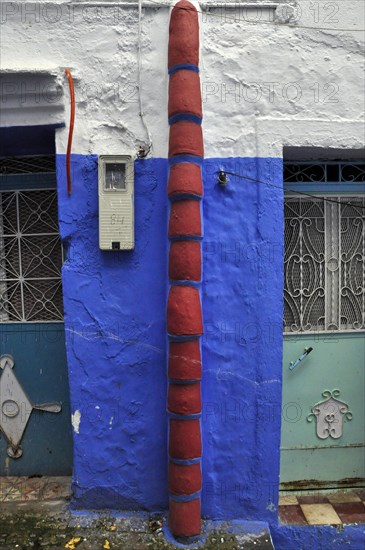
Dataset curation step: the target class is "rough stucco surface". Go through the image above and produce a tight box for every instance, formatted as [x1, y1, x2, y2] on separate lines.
[57, 155, 169, 510]
[1, 1, 363, 157]
[201, 157, 284, 521]
[271, 524, 365, 550]
[200, 1, 364, 157]
[1, 2, 170, 156]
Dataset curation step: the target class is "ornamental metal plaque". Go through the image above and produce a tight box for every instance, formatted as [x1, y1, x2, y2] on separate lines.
[0, 354, 61, 458]
[307, 389, 353, 440]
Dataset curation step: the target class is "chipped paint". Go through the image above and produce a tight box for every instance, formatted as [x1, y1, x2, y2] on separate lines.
[71, 410, 81, 435]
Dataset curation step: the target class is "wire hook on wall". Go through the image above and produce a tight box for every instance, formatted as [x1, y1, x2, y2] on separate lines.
[217, 170, 229, 186]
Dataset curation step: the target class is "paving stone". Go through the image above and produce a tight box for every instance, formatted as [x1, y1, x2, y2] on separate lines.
[301, 503, 342, 525]
[279, 504, 308, 525]
[332, 501, 365, 524]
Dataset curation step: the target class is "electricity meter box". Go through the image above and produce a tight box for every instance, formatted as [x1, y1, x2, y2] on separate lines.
[98, 155, 134, 250]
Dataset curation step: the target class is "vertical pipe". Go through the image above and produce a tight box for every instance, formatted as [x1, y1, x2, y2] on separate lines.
[167, 0, 203, 539]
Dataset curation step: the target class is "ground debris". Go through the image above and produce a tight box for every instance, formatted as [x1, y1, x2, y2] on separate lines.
[65, 537, 82, 549]
[0, 502, 274, 549]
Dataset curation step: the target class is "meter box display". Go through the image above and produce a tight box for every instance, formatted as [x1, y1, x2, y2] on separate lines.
[98, 155, 134, 250]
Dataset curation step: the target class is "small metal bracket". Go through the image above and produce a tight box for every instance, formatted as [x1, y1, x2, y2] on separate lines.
[0, 354, 62, 459]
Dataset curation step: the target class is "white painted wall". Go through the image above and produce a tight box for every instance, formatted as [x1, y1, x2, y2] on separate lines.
[1, 0, 364, 158]
[201, 0, 365, 157]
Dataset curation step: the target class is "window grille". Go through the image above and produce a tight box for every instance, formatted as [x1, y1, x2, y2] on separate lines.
[284, 196, 365, 333]
[0, 155, 55, 175]
[0, 189, 64, 323]
[284, 162, 365, 184]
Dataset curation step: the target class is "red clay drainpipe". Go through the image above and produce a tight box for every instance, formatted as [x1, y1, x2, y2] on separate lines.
[167, 0, 204, 539]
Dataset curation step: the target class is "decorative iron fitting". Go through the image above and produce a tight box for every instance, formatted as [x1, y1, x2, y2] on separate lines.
[307, 389, 353, 440]
[0, 354, 61, 458]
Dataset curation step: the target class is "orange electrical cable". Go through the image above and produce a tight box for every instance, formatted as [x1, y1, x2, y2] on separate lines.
[64, 69, 75, 195]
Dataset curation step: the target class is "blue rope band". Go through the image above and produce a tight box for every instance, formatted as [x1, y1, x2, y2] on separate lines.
[168, 412, 201, 420]
[169, 490, 202, 503]
[169, 113, 202, 126]
[169, 154, 203, 167]
[168, 333, 202, 341]
[168, 235, 203, 243]
[169, 378, 201, 385]
[168, 63, 199, 75]
[168, 280, 201, 288]
[169, 457, 201, 465]
[169, 193, 202, 202]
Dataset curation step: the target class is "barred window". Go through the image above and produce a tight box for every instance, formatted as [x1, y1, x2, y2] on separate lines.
[0, 162, 64, 323]
[284, 195, 365, 333]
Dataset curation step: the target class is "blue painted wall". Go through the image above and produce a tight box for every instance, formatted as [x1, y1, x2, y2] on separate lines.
[201, 158, 284, 522]
[56, 155, 169, 510]
[55, 154, 365, 547]
[56, 154, 284, 516]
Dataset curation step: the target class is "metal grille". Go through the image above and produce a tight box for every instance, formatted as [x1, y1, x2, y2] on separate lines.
[284, 196, 365, 333]
[0, 156, 55, 175]
[284, 162, 365, 183]
[0, 190, 64, 322]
